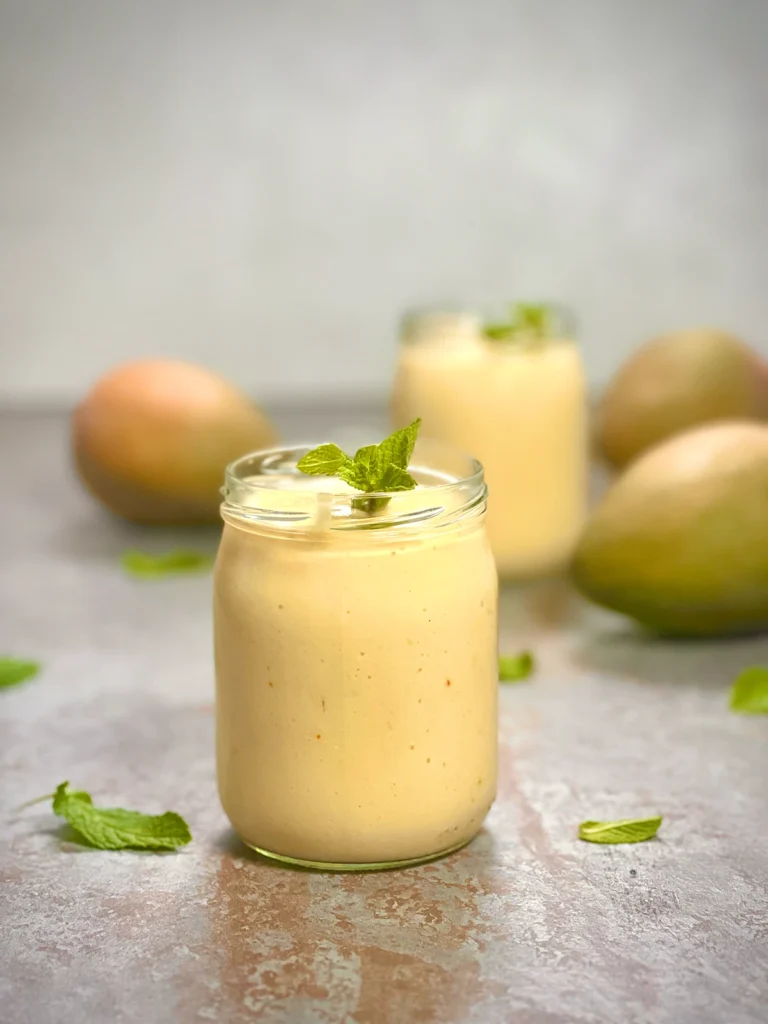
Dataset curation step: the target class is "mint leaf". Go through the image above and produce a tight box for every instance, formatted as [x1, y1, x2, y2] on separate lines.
[499, 652, 534, 682]
[50, 782, 192, 850]
[0, 657, 41, 690]
[350, 443, 381, 479]
[296, 443, 353, 477]
[578, 817, 663, 844]
[515, 303, 550, 334]
[121, 550, 212, 578]
[729, 666, 768, 714]
[337, 460, 374, 491]
[483, 302, 551, 342]
[298, 420, 421, 504]
[376, 419, 421, 473]
[483, 322, 514, 340]
[377, 464, 419, 491]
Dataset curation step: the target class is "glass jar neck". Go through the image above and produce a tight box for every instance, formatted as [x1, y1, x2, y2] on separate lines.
[399, 302, 577, 347]
[221, 441, 487, 535]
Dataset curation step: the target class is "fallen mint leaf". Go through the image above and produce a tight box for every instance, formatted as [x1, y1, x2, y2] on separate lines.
[578, 817, 663, 844]
[121, 550, 212, 578]
[0, 657, 41, 690]
[49, 782, 192, 851]
[729, 666, 768, 714]
[499, 651, 534, 682]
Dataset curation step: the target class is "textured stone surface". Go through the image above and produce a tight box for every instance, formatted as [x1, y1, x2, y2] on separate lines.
[1, 408, 767, 1024]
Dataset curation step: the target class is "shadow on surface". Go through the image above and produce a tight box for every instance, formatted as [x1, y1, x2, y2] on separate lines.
[214, 829, 315, 873]
[572, 625, 768, 691]
[499, 575, 592, 633]
[214, 826, 498, 877]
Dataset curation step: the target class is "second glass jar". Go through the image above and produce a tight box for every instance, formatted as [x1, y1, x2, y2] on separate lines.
[390, 304, 589, 580]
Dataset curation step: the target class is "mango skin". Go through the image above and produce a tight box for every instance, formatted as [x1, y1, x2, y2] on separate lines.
[595, 329, 768, 470]
[572, 421, 768, 637]
[72, 359, 279, 524]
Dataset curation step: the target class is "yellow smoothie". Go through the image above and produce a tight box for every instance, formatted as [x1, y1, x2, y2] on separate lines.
[391, 309, 588, 579]
[214, 443, 498, 869]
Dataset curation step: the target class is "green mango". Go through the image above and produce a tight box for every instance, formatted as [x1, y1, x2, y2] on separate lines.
[572, 421, 768, 636]
[595, 329, 768, 470]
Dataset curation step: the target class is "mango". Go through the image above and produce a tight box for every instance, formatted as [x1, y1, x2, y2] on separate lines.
[595, 329, 768, 469]
[571, 421, 768, 636]
[72, 359, 278, 524]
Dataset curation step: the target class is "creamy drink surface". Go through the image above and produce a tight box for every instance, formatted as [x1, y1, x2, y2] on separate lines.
[391, 312, 589, 578]
[214, 448, 498, 868]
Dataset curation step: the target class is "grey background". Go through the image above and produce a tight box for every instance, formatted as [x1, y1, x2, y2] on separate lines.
[1, 0, 766, 403]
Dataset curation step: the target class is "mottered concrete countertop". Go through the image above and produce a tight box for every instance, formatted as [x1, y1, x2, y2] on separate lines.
[1, 406, 767, 1024]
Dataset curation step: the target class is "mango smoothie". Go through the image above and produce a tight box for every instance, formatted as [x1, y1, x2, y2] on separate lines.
[214, 442, 498, 869]
[391, 307, 588, 579]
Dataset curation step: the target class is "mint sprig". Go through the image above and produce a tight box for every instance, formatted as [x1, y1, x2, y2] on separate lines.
[0, 657, 41, 690]
[578, 817, 663, 845]
[483, 303, 551, 342]
[499, 652, 534, 682]
[298, 419, 421, 512]
[729, 666, 768, 714]
[121, 550, 212, 578]
[26, 782, 193, 851]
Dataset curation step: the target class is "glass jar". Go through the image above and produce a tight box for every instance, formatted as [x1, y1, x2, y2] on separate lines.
[214, 439, 498, 871]
[391, 303, 589, 580]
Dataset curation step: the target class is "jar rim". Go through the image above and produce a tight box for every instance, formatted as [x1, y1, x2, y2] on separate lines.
[399, 300, 578, 343]
[221, 439, 487, 533]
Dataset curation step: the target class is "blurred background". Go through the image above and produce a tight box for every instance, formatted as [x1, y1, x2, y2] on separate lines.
[1, 0, 767, 406]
